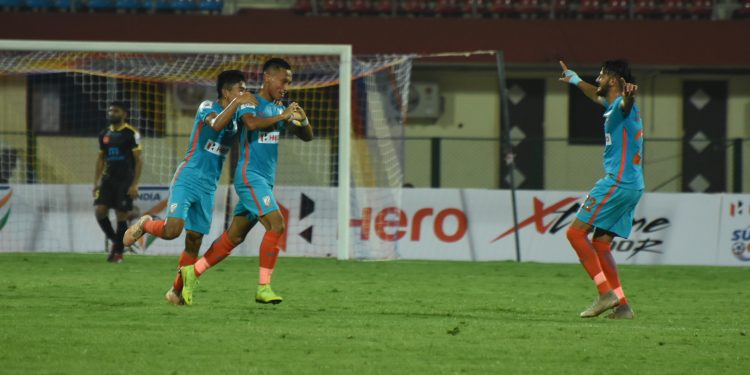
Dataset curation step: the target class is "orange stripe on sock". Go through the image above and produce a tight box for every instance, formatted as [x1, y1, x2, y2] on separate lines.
[259, 267, 273, 285]
[615, 287, 628, 304]
[259, 231, 282, 284]
[567, 227, 610, 294]
[194, 258, 210, 277]
[593, 272, 607, 286]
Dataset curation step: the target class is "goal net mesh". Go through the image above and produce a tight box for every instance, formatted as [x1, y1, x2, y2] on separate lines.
[0, 48, 412, 259]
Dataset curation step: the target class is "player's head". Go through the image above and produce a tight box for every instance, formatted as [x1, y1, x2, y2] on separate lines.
[107, 101, 129, 125]
[261, 58, 292, 101]
[596, 59, 634, 97]
[216, 70, 247, 101]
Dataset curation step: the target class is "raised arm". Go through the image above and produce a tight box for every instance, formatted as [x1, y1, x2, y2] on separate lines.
[619, 77, 638, 117]
[559, 61, 604, 106]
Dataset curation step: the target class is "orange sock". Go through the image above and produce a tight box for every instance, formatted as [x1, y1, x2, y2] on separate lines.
[172, 251, 198, 292]
[593, 239, 628, 305]
[144, 219, 166, 238]
[194, 232, 236, 277]
[259, 231, 282, 285]
[567, 227, 611, 294]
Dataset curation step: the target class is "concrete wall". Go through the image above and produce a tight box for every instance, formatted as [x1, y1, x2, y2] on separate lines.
[2, 70, 750, 191]
[405, 67, 750, 192]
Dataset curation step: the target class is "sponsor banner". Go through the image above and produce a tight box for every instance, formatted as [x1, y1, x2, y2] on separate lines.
[476, 190, 721, 265]
[717, 194, 750, 266]
[0, 184, 739, 267]
[0, 185, 228, 255]
[348, 188, 473, 260]
[230, 186, 339, 258]
[115, 186, 229, 256]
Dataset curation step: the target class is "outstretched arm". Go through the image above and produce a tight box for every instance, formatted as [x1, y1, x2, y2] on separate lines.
[619, 77, 638, 117]
[559, 61, 604, 106]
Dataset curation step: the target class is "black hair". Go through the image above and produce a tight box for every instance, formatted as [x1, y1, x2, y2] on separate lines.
[109, 101, 130, 113]
[262, 58, 292, 73]
[601, 59, 635, 84]
[216, 70, 246, 99]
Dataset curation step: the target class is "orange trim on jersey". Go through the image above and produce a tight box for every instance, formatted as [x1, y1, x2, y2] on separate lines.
[635, 129, 643, 140]
[173, 123, 204, 183]
[588, 184, 618, 226]
[241, 134, 265, 216]
[616, 127, 628, 184]
[590, 128, 628, 225]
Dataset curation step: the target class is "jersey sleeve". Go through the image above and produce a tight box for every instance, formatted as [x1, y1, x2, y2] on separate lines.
[131, 128, 142, 151]
[196, 100, 218, 125]
[237, 103, 257, 118]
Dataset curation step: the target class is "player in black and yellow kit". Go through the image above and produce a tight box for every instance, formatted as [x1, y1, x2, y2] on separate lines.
[94, 102, 143, 263]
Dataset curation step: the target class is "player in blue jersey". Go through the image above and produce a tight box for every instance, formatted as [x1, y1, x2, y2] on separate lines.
[179, 58, 312, 305]
[560, 60, 643, 319]
[123, 70, 259, 305]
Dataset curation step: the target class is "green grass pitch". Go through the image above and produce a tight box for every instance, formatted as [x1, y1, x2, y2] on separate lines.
[0, 253, 748, 374]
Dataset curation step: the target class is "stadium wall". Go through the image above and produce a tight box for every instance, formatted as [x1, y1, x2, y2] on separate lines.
[0, 12, 748, 66]
[2, 72, 748, 190]
[1, 184, 748, 267]
[405, 69, 750, 190]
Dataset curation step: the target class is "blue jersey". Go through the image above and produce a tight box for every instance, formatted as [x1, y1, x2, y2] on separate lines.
[235, 95, 287, 186]
[601, 96, 645, 190]
[172, 100, 250, 190]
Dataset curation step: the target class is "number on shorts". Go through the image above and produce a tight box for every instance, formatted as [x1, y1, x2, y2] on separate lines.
[583, 196, 598, 212]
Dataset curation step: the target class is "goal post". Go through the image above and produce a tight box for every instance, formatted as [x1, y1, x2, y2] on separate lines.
[0, 39, 413, 260]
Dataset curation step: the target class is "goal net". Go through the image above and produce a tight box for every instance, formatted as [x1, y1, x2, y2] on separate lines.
[0, 40, 412, 260]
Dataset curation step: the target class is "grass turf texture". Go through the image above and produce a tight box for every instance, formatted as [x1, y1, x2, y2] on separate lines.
[0, 253, 748, 374]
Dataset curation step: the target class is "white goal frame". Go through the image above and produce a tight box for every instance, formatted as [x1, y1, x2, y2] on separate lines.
[0, 39, 353, 260]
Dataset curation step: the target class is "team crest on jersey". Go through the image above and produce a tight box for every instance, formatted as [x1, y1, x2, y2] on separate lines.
[605, 133, 612, 146]
[263, 195, 271, 207]
[170, 203, 178, 214]
[259, 131, 280, 144]
[199, 100, 213, 110]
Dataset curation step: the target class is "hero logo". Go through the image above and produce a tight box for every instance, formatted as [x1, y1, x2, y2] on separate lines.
[730, 226, 750, 261]
[492, 196, 669, 259]
[350, 207, 468, 242]
[204, 140, 230, 156]
[259, 131, 280, 144]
